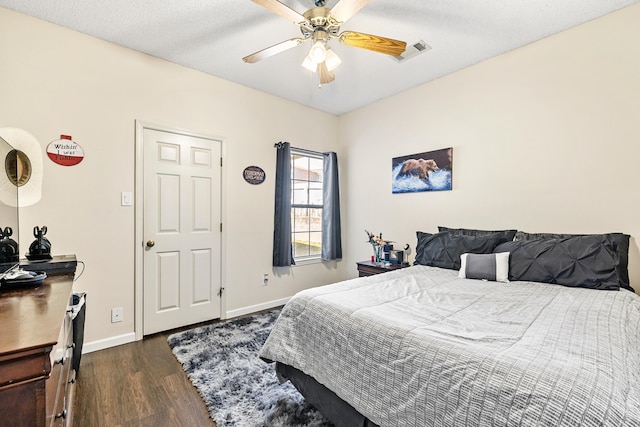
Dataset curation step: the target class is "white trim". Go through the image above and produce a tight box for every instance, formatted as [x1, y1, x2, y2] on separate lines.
[292, 257, 323, 266]
[134, 122, 144, 341]
[82, 333, 136, 354]
[82, 298, 289, 353]
[134, 120, 227, 340]
[83, 297, 287, 353]
[225, 297, 290, 320]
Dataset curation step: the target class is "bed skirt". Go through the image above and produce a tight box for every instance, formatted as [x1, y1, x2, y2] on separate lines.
[276, 362, 379, 427]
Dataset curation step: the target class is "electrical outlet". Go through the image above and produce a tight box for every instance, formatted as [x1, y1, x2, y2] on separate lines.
[111, 307, 123, 323]
[263, 273, 269, 286]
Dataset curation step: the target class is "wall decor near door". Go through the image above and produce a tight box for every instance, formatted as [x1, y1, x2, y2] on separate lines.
[243, 166, 266, 185]
[46, 135, 84, 166]
[392, 147, 453, 194]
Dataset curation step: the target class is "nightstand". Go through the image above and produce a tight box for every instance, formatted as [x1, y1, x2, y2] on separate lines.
[356, 260, 409, 277]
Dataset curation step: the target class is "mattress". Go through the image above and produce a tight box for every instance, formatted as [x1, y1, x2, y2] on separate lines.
[260, 265, 640, 426]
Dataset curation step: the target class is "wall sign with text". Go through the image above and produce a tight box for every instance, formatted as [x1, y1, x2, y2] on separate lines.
[47, 135, 84, 166]
[243, 166, 266, 185]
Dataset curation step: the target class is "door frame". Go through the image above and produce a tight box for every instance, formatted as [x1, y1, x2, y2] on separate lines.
[134, 120, 227, 340]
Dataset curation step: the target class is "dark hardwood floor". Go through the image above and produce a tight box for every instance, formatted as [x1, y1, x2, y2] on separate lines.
[75, 330, 214, 427]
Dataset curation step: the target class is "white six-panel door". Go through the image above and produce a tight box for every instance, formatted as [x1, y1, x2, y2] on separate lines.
[142, 128, 222, 335]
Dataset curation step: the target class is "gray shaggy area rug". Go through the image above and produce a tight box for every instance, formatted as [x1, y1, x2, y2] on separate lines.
[167, 310, 333, 427]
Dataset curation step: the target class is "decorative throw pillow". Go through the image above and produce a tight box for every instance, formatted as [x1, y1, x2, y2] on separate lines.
[459, 252, 510, 282]
[438, 226, 517, 242]
[514, 231, 631, 291]
[495, 235, 620, 290]
[415, 231, 508, 270]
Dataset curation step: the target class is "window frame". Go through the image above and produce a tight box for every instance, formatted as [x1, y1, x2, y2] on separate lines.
[290, 148, 324, 262]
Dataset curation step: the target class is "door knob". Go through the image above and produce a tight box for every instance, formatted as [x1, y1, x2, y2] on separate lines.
[146, 240, 155, 248]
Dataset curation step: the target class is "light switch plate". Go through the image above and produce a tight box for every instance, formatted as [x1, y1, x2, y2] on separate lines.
[121, 191, 133, 206]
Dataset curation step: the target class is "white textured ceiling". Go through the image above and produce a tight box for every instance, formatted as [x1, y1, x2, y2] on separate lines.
[1, 0, 638, 115]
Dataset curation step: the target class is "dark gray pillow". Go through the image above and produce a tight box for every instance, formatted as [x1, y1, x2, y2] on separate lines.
[439, 226, 517, 243]
[415, 231, 433, 266]
[415, 231, 507, 270]
[514, 231, 631, 291]
[495, 236, 620, 290]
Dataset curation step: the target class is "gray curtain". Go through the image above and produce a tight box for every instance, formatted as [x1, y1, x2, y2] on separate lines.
[321, 151, 342, 261]
[273, 142, 294, 267]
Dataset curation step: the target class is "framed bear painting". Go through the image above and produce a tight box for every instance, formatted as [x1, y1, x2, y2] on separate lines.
[392, 147, 453, 194]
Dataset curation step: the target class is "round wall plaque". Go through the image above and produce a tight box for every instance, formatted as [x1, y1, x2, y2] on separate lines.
[47, 135, 84, 166]
[243, 166, 266, 185]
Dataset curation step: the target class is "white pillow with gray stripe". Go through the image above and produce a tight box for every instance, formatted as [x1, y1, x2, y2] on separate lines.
[459, 252, 510, 282]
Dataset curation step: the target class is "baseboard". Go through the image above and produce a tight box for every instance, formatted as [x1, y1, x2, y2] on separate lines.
[225, 297, 290, 320]
[81, 299, 289, 353]
[82, 332, 136, 354]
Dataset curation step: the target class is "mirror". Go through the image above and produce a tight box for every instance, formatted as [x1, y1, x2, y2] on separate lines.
[0, 136, 20, 277]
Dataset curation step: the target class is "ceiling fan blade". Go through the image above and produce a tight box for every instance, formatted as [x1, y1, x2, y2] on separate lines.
[339, 31, 407, 56]
[330, 0, 370, 23]
[243, 38, 306, 63]
[251, 0, 306, 24]
[318, 61, 335, 84]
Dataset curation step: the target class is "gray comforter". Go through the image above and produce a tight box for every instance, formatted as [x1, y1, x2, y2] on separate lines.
[259, 265, 640, 426]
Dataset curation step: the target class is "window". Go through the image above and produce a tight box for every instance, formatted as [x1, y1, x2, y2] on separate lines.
[273, 142, 340, 267]
[290, 149, 323, 261]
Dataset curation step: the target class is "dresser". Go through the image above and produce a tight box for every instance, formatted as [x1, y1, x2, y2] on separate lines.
[0, 273, 76, 426]
[356, 260, 409, 277]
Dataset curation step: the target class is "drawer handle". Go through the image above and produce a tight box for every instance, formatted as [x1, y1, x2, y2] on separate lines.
[55, 356, 67, 366]
[55, 409, 67, 420]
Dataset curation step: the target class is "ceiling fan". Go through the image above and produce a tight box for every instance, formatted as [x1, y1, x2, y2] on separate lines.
[243, 0, 407, 85]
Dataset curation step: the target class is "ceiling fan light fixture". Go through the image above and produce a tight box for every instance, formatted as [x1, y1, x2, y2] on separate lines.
[301, 55, 318, 72]
[325, 48, 341, 71]
[245, 0, 408, 87]
[308, 41, 327, 64]
[301, 47, 340, 74]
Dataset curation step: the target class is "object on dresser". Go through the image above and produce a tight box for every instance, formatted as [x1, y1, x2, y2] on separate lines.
[0, 269, 47, 289]
[389, 249, 404, 265]
[365, 229, 395, 263]
[21, 253, 78, 276]
[26, 225, 52, 260]
[0, 226, 19, 263]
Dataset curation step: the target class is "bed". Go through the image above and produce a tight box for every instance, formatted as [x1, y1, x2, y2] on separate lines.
[259, 228, 640, 426]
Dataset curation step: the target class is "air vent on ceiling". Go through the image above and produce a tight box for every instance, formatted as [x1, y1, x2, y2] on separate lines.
[392, 40, 431, 63]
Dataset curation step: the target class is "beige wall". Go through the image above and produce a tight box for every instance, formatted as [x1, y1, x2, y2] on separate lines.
[339, 4, 640, 286]
[0, 7, 346, 348]
[2, 3, 639, 350]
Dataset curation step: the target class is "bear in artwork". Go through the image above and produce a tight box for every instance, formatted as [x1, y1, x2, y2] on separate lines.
[397, 158, 439, 180]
